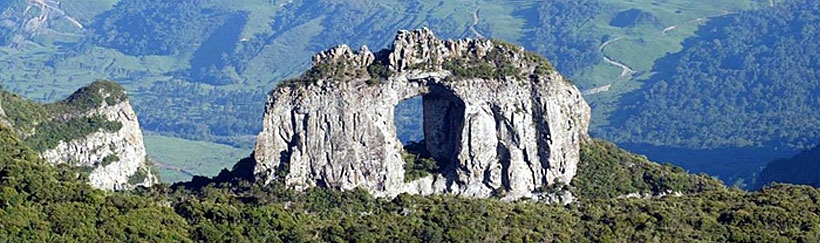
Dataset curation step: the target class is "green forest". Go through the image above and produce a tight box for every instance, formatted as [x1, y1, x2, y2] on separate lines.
[6, 1, 820, 240]
[758, 145, 820, 189]
[608, 0, 820, 150]
[3, 121, 820, 242]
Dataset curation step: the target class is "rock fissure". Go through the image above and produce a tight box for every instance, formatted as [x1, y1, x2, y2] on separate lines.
[253, 28, 590, 200]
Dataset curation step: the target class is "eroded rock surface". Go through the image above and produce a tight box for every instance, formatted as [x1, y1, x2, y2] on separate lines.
[1, 81, 157, 190]
[40, 97, 157, 190]
[254, 28, 590, 199]
[0, 99, 9, 128]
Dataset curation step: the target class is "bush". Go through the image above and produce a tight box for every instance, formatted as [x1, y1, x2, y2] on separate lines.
[402, 140, 439, 182]
[100, 154, 120, 167]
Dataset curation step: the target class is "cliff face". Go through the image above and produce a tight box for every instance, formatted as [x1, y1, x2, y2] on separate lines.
[0, 99, 8, 127]
[0, 81, 157, 190]
[253, 29, 590, 200]
[39, 98, 156, 190]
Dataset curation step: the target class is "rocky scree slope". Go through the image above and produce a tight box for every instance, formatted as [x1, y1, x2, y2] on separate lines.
[0, 80, 156, 190]
[253, 28, 591, 200]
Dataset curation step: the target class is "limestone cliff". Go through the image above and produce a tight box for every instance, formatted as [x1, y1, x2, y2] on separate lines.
[253, 28, 590, 200]
[0, 81, 157, 190]
[39, 98, 157, 190]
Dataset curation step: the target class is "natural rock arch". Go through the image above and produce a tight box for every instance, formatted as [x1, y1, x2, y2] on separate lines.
[253, 29, 590, 200]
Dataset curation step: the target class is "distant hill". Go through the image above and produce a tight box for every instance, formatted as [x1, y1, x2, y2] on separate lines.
[600, 0, 819, 182]
[0, 0, 765, 145]
[757, 144, 820, 188]
[609, 0, 820, 149]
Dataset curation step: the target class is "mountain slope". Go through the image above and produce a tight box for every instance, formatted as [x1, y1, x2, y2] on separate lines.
[608, 0, 820, 149]
[599, 0, 819, 182]
[4, 119, 820, 241]
[573, 140, 723, 199]
[757, 144, 820, 188]
[1, 76, 817, 241]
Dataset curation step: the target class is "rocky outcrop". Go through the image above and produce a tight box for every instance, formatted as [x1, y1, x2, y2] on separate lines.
[253, 28, 590, 200]
[0, 99, 9, 128]
[40, 96, 157, 190]
[0, 81, 157, 190]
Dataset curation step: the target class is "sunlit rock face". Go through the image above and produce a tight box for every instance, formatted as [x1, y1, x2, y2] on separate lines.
[40, 98, 157, 190]
[16, 82, 159, 191]
[253, 28, 590, 200]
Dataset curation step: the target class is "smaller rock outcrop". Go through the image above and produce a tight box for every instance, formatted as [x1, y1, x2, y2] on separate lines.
[39, 97, 156, 190]
[0, 98, 9, 128]
[254, 28, 591, 200]
[0, 81, 157, 190]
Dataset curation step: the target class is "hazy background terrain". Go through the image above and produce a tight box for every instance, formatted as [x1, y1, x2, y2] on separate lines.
[4, 0, 815, 187]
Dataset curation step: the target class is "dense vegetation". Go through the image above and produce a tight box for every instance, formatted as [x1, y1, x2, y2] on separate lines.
[92, 0, 238, 56]
[442, 41, 555, 81]
[609, 8, 661, 28]
[757, 144, 820, 189]
[3, 124, 820, 241]
[607, 0, 820, 150]
[0, 80, 126, 151]
[0, 125, 190, 241]
[525, 0, 602, 77]
[573, 140, 724, 199]
[401, 140, 438, 182]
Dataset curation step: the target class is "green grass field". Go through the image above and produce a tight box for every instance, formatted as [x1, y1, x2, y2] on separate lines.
[143, 133, 249, 183]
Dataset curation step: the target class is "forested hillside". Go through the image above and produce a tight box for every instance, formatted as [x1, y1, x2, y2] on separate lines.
[757, 145, 820, 189]
[524, 0, 601, 77]
[609, 0, 820, 149]
[599, 0, 818, 183]
[2, 123, 820, 241]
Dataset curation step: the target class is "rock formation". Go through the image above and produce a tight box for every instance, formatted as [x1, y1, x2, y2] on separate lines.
[253, 28, 590, 200]
[39, 97, 157, 190]
[0, 98, 9, 128]
[0, 81, 157, 190]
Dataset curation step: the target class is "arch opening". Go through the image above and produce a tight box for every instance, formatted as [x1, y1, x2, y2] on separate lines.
[393, 84, 467, 182]
[394, 96, 424, 145]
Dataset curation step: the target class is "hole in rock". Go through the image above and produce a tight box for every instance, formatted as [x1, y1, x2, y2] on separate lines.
[394, 96, 424, 145]
[394, 85, 467, 181]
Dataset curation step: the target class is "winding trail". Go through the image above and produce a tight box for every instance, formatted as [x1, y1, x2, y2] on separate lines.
[581, 37, 638, 95]
[661, 11, 738, 36]
[599, 37, 636, 78]
[23, 0, 84, 33]
[470, 8, 485, 39]
[662, 25, 678, 35]
[582, 84, 612, 96]
[582, 37, 636, 95]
